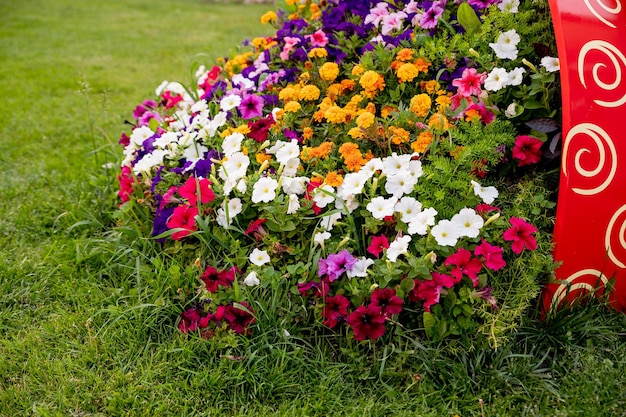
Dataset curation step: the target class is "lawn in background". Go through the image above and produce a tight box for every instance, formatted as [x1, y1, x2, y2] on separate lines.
[0, 1, 625, 415]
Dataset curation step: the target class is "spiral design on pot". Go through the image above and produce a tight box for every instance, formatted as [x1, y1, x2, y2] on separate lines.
[606, 205, 626, 268]
[552, 269, 609, 308]
[562, 123, 617, 195]
[583, 0, 622, 28]
[578, 40, 626, 108]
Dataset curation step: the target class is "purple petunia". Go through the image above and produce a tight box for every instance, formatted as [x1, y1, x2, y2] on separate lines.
[238, 94, 265, 119]
[318, 249, 358, 281]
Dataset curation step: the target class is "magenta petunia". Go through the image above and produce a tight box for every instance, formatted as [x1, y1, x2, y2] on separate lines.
[318, 249, 358, 281]
[503, 217, 539, 254]
[238, 93, 265, 119]
[166, 205, 198, 240]
[346, 304, 386, 341]
[409, 272, 456, 312]
[512, 135, 543, 167]
[474, 239, 506, 271]
[215, 302, 256, 335]
[452, 68, 487, 97]
[444, 248, 483, 286]
[200, 266, 236, 293]
[370, 288, 403, 317]
[367, 235, 390, 258]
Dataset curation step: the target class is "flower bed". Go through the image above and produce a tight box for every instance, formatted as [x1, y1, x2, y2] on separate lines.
[117, 0, 561, 347]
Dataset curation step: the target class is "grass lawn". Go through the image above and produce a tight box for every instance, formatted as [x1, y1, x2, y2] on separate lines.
[1, 0, 625, 415]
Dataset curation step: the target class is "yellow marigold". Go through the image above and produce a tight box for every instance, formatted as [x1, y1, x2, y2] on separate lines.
[308, 48, 328, 58]
[234, 124, 251, 135]
[285, 0, 296, 5]
[428, 113, 451, 130]
[251, 37, 269, 51]
[302, 127, 314, 141]
[274, 109, 285, 122]
[310, 3, 320, 12]
[298, 85, 320, 101]
[299, 72, 311, 83]
[220, 128, 233, 138]
[324, 105, 346, 124]
[356, 111, 375, 129]
[397, 63, 419, 83]
[260, 11, 277, 24]
[388, 126, 411, 144]
[381, 105, 397, 118]
[256, 153, 272, 164]
[284, 101, 302, 113]
[279, 86, 298, 102]
[326, 83, 342, 101]
[348, 127, 365, 139]
[352, 64, 365, 76]
[395, 48, 415, 62]
[413, 57, 431, 73]
[420, 80, 441, 94]
[340, 79, 356, 93]
[410, 94, 432, 117]
[319, 62, 340, 81]
[436, 95, 452, 112]
[411, 131, 434, 153]
[365, 102, 376, 114]
[344, 154, 366, 172]
[338, 142, 360, 158]
[325, 171, 344, 187]
[313, 109, 325, 123]
[359, 70, 380, 90]
[311, 175, 324, 184]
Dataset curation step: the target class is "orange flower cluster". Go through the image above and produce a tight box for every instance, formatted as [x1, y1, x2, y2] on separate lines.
[338, 142, 367, 172]
[301, 141, 334, 162]
[391, 49, 431, 83]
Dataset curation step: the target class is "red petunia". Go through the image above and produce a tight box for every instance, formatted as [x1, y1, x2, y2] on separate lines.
[161, 90, 183, 109]
[117, 166, 135, 204]
[346, 304, 386, 341]
[512, 135, 543, 167]
[474, 239, 506, 271]
[370, 288, 403, 317]
[166, 205, 198, 240]
[503, 217, 538, 254]
[215, 302, 256, 335]
[245, 218, 268, 241]
[444, 248, 483, 286]
[408, 272, 456, 312]
[321, 294, 351, 328]
[247, 114, 275, 143]
[200, 266, 236, 293]
[367, 235, 390, 258]
[178, 176, 215, 207]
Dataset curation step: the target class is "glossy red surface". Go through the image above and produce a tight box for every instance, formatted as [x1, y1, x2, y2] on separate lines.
[543, 0, 626, 313]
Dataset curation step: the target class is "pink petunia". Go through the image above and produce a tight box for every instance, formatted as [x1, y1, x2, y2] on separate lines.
[367, 235, 390, 258]
[306, 30, 329, 47]
[503, 217, 538, 254]
[444, 248, 483, 286]
[178, 176, 215, 207]
[409, 272, 456, 312]
[452, 68, 487, 97]
[474, 239, 506, 271]
[512, 135, 543, 166]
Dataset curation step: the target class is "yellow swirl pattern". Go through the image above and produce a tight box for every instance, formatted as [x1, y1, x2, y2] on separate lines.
[552, 269, 609, 308]
[583, 0, 622, 28]
[578, 40, 626, 108]
[606, 205, 626, 268]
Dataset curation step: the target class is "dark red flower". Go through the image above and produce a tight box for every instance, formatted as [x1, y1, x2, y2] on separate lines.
[370, 288, 403, 317]
[247, 114, 275, 142]
[245, 218, 268, 241]
[346, 304, 386, 341]
[503, 217, 538, 254]
[119, 132, 130, 146]
[166, 205, 198, 240]
[474, 239, 506, 271]
[476, 203, 500, 215]
[321, 294, 351, 328]
[178, 306, 213, 333]
[215, 302, 256, 335]
[297, 280, 330, 297]
[367, 235, 390, 258]
[512, 135, 543, 166]
[200, 266, 236, 292]
[408, 272, 456, 312]
[178, 176, 215, 207]
[444, 248, 483, 286]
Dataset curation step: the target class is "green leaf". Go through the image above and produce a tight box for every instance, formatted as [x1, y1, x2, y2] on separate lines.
[457, 3, 481, 35]
[423, 312, 436, 338]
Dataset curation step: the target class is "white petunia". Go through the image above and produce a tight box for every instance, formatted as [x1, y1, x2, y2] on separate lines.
[236, 178, 247, 194]
[407, 207, 437, 235]
[153, 131, 179, 149]
[216, 198, 243, 228]
[431, 219, 462, 247]
[232, 73, 255, 90]
[191, 100, 208, 113]
[286, 194, 300, 214]
[541, 56, 560, 72]
[335, 194, 359, 213]
[281, 176, 308, 195]
[281, 157, 301, 177]
[489, 29, 521, 60]
[384, 174, 417, 198]
[508, 67, 526, 86]
[498, 0, 520, 13]
[471, 180, 499, 204]
[337, 172, 368, 199]
[243, 271, 260, 286]
[451, 207, 484, 238]
[312, 185, 336, 208]
[276, 140, 301, 165]
[313, 231, 331, 247]
[382, 152, 412, 177]
[129, 126, 154, 148]
[484, 67, 511, 91]
[250, 248, 270, 266]
[395, 196, 423, 223]
[361, 157, 383, 178]
[222, 132, 244, 156]
[182, 142, 209, 165]
[219, 152, 250, 181]
[251, 177, 279, 203]
[366, 196, 398, 220]
[133, 149, 167, 175]
[320, 212, 342, 231]
[386, 235, 412, 262]
[220, 94, 242, 111]
[346, 257, 375, 278]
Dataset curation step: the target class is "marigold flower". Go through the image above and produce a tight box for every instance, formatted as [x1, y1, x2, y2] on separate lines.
[348, 127, 365, 139]
[302, 127, 313, 141]
[395, 48, 414, 62]
[381, 105, 397, 118]
[436, 95, 452, 112]
[308, 48, 328, 58]
[340, 79, 356, 92]
[428, 113, 450, 130]
[411, 131, 434, 153]
[420, 80, 440, 94]
[260, 10, 277, 24]
[388, 126, 410, 144]
[338, 142, 360, 157]
[256, 153, 272, 164]
[326, 83, 342, 101]
[410, 94, 432, 117]
[344, 154, 366, 172]
[324, 171, 344, 187]
[397, 63, 419, 82]
[279, 86, 298, 102]
[352, 64, 365, 76]
[356, 111, 375, 129]
[319, 62, 340, 81]
[324, 105, 346, 124]
[413, 57, 431, 73]
[359, 70, 380, 90]
[284, 101, 302, 113]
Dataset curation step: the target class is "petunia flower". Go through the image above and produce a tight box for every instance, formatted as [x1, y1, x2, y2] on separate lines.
[541, 56, 560, 72]
[471, 180, 499, 204]
[387, 235, 412, 262]
[178, 176, 215, 207]
[220, 94, 242, 112]
[367, 196, 398, 220]
[249, 248, 270, 266]
[166, 205, 198, 240]
[409, 272, 456, 312]
[503, 217, 538, 254]
[243, 271, 260, 287]
[238, 93, 264, 119]
[251, 177, 279, 203]
[346, 304, 386, 341]
[215, 302, 256, 335]
[431, 219, 462, 247]
[484, 67, 511, 91]
[318, 249, 358, 281]
[474, 239, 506, 271]
[452, 68, 487, 98]
[367, 234, 390, 258]
[451, 208, 484, 238]
[444, 248, 483, 286]
[346, 257, 375, 278]
[512, 135, 543, 166]
[370, 288, 403, 317]
[200, 266, 236, 292]
[321, 294, 351, 328]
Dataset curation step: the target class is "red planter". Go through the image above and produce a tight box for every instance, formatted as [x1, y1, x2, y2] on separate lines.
[543, 0, 626, 312]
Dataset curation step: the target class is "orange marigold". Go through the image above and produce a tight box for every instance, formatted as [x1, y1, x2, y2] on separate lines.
[340, 79, 356, 93]
[428, 113, 451, 130]
[436, 95, 452, 112]
[256, 153, 272, 164]
[359, 70, 380, 90]
[465, 109, 481, 122]
[413, 57, 431, 73]
[388, 126, 411, 144]
[397, 63, 419, 83]
[344, 154, 366, 172]
[411, 131, 434, 153]
[324, 171, 344, 187]
[338, 142, 360, 158]
[356, 111, 375, 128]
[381, 105, 397, 118]
[324, 105, 346, 124]
[395, 48, 414, 62]
[279, 86, 298, 102]
[302, 127, 314, 141]
[420, 80, 440, 94]
[410, 94, 432, 117]
[319, 62, 340, 81]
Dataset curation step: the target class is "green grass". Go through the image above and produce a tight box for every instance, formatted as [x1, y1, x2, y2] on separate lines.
[1, 0, 625, 415]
